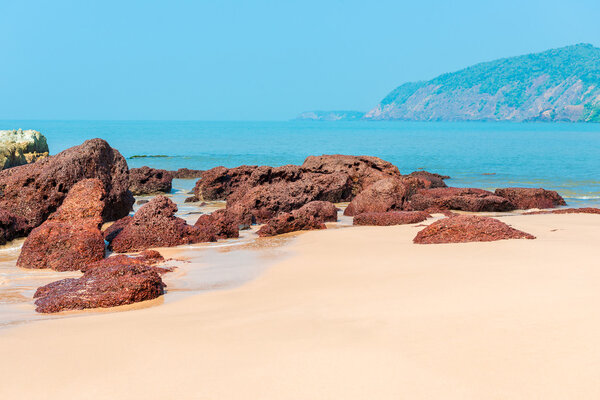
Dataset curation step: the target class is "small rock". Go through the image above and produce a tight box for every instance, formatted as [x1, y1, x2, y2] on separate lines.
[129, 166, 173, 195]
[353, 211, 430, 226]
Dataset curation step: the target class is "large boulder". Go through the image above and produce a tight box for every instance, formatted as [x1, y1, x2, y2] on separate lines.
[0, 129, 49, 170]
[129, 166, 173, 195]
[16, 179, 106, 271]
[413, 215, 535, 244]
[0, 138, 134, 234]
[494, 187, 566, 210]
[226, 172, 352, 224]
[33, 264, 165, 313]
[353, 211, 430, 226]
[0, 209, 28, 245]
[406, 171, 449, 188]
[109, 196, 216, 253]
[409, 187, 515, 212]
[343, 177, 423, 216]
[194, 209, 240, 240]
[301, 154, 402, 195]
[193, 165, 302, 201]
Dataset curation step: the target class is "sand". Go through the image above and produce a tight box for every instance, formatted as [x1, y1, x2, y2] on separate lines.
[1, 213, 599, 399]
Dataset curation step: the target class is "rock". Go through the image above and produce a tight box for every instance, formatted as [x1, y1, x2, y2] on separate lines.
[343, 177, 423, 216]
[193, 165, 302, 201]
[406, 171, 448, 188]
[109, 196, 216, 253]
[194, 209, 240, 239]
[413, 215, 535, 244]
[257, 212, 326, 237]
[353, 211, 430, 226]
[33, 264, 165, 313]
[136, 199, 149, 205]
[301, 154, 402, 195]
[184, 196, 198, 203]
[409, 187, 515, 212]
[293, 201, 338, 222]
[169, 168, 203, 179]
[0, 129, 49, 170]
[494, 187, 566, 210]
[81, 249, 170, 275]
[226, 172, 352, 224]
[103, 216, 133, 243]
[524, 207, 600, 215]
[0, 209, 28, 245]
[129, 166, 173, 195]
[16, 179, 107, 271]
[0, 138, 134, 235]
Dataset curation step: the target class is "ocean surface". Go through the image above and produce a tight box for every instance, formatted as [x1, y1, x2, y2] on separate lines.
[2, 120, 600, 206]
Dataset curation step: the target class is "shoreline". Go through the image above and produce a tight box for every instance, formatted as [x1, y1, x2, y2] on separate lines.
[1, 213, 599, 398]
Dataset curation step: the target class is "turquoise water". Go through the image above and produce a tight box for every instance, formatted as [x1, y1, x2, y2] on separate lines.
[2, 120, 599, 206]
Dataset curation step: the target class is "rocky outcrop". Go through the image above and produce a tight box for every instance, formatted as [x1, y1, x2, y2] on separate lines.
[194, 209, 240, 240]
[494, 188, 566, 210]
[301, 155, 401, 195]
[0, 138, 134, 235]
[343, 177, 423, 216]
[226, 172, 352, 225]
[413, 215, 535, 244]
[16, 179, 107, 271]
[256, 201, 338, 237]
[129, 166, 173, 195]
[169, 168, 203, 179]
[109, 196, 216, 253]
[34, 264, 165, 313]
[0, 129, 49, 170]
[409, 187, 515, 212]
[293, 201, 338, 222]
[353, 211, 430, 226]
[406, 171, 449, 188]
[103, 216, 133, 243]
[0, 209, 27, 245]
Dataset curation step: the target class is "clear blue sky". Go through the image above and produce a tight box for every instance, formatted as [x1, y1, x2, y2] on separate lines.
[2, 0, 599, 120]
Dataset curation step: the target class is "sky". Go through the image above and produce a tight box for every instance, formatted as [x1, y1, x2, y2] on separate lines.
[1, 0, 600, 121]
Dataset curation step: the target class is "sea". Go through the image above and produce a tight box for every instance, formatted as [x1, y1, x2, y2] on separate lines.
[3, 119, 599, 206]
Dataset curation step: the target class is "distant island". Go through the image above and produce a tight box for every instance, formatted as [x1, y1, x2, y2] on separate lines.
[295, 110, 365, 121]
[298, 43, 600, 122]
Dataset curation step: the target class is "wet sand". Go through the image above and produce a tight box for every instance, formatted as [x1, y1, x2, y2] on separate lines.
[1, 213, 599, 399]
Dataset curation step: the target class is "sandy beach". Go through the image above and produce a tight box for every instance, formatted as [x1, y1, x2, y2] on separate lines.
[0, 212, 599, 399]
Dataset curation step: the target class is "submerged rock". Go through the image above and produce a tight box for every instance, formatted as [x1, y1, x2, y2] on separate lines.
[413, 215, 535, 244]
[0, 129, 49, 170]
[109, 196, 216, 253]
[353, 211, 430, 226]
[494, 187, 566, 210]
[34, 264, 165, 313]
[129, 166, 173, 195]
[0, 138, 134, 235]
[16, 179, 107, 271]
[409, 187, 515, 212]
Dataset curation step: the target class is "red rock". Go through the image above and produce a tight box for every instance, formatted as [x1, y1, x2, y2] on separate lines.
[110, 196, 216, 253]
[226, 172, 352, 224]
[524, 207, 600, 215]
[103, 216, 133, 244]
[129, 166, 173, 195]
[169, 168, 203, 179]
[81, 250, 170, 275]
[16, 179, 107, 271]
[256, 212, 326, 237]
[494, 187, 566, 210]
[353, 211, 430, 226]
[409, 187, 515, 212]
[343, 177, 423, 216]
[0, 138, 133, 235]
[0, 209, 27, 245]
[293, 201, 338, 222]
[301, 154, 402, 195]
[407, 171, 449, 188]
[413, 215, 535, 244]
[33, 264, 165, 313]
[194, 209, 240, 239]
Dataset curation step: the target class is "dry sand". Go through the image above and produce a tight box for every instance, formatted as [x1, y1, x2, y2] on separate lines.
[1, 213, 599, 399]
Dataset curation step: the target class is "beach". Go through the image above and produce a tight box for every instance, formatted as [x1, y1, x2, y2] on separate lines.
[1, 212, 599, 399]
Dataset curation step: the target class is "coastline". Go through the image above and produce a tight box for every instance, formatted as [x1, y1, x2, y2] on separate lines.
[1, 213, 599, 399]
